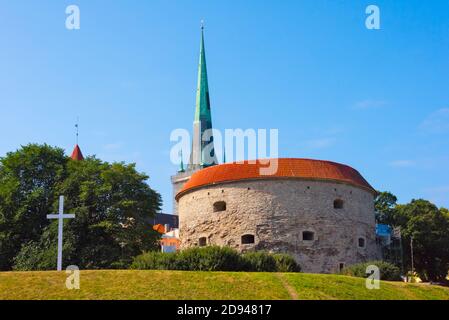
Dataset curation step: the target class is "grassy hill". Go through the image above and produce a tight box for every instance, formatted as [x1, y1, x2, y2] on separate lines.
[1, 270, 448, 300]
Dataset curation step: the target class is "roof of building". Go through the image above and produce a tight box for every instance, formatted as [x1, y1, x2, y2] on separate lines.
[153, 224, 166, 234]
[176, 158, 376, 199]
[70, 144, 84, 161]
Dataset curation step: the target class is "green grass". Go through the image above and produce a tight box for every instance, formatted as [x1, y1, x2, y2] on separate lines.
[0, 270, 448, 300]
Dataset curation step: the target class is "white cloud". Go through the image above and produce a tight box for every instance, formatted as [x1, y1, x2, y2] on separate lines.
[304, 137, 336, 149]
[420, 108, 449, 134]
[388, 160, 415, 168]
[353, 100, 388, 110]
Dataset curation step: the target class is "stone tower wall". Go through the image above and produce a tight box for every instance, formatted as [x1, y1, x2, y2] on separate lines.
[177, 179, 379, 273]
[171, 170, 195, 215]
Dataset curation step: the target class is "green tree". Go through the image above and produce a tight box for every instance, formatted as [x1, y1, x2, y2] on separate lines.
[374, 191, 398, 225]
[396, 200, 449, 282]
[441, 207, 449, 218]
[0, 144, 162, 271]
[0, 144, 67, 270]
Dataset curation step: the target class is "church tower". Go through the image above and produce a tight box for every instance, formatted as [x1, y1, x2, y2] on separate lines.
[171, 25, 218, 215]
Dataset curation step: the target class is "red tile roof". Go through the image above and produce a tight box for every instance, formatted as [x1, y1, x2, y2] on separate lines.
[176, 158, 375, 200]
[70, 144, 84, 161]
[153, 224, 166, 234]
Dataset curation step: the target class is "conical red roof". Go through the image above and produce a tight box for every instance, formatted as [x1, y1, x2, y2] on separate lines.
[70, 144, 84, 161]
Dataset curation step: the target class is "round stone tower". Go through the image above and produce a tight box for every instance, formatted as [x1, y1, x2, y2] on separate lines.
[176, 158, 379, 274]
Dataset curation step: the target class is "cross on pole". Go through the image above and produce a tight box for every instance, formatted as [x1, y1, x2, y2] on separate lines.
[47, 196, 75, 271]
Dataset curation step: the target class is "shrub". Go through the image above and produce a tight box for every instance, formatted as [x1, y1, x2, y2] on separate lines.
[130, 246, 243, 271]
[130, 251, 179, 270]
[177, 246, 243, 271]
[340, 260, 402, 281]
[273, 253, 301, 272]
[131, 247, 301, 273]
[241, 252, 277, 272]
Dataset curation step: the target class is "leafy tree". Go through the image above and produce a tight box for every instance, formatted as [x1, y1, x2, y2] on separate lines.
[441, 207, 449, 218]
[0, 144, 162, 271]
[396, 200, 449, 282]
[0, 144, 67, 270]
[374, 191, 398, 225]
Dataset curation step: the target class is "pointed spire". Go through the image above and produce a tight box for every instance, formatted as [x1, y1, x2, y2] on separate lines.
[194, 23, 211, 122]
[71, 118, 84, 161]
[71, 144, 84, 161]
[189, 22, 218, 169]
[179, 150, 185, 173]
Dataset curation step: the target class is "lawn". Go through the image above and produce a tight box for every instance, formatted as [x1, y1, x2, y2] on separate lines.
[0, 270, 448, 300]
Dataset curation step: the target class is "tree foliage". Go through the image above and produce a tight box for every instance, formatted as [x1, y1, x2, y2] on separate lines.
[0, 144, 67, 270]
[374, 191, 398, 225]
[396, 200, 449, 282]
[0, 144, 162, 271]
[376, 191, 449, 282]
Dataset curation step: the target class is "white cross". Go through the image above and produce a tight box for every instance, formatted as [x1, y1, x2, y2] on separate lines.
[47, 196, 75, 271]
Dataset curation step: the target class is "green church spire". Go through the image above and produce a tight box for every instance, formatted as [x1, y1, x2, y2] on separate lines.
[189, 23, 218, 169]
[194, 24, 212, 124]
[178, 150, 185, 173]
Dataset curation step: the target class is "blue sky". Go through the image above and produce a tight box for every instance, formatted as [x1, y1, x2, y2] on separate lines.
[1, 0, 448, 212]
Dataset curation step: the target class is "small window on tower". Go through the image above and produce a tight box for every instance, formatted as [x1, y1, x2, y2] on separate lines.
[302, 231, 315, 241]
[199, 237, 207, 247]
[334, 199, 344, 209]
[241, 234, 255, 245]
[213, 201, 226, 212]
[358, 237, 366, 248]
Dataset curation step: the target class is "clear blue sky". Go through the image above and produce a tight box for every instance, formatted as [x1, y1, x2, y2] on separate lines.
[1, 0, 448, 212]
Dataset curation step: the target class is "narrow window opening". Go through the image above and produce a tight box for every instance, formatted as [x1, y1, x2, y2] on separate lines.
[199, 237, 207, 247]
[241, 234, 255, 244]
[334, 199, 344, 209]
[213, 201, 226, 212]
[358, 237, 366, 248]
[302, 231, 315, 241]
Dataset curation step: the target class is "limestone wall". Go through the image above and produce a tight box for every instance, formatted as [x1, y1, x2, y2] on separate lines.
[171, 170, 194, 216]
[177, 179, 379, 273]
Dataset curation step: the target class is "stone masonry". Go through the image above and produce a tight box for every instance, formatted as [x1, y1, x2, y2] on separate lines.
[177, 178, 379, 274]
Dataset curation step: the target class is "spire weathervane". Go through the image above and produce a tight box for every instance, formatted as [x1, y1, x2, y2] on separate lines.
[201, 19, 204, 30]
[75, 117, 79, 145]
